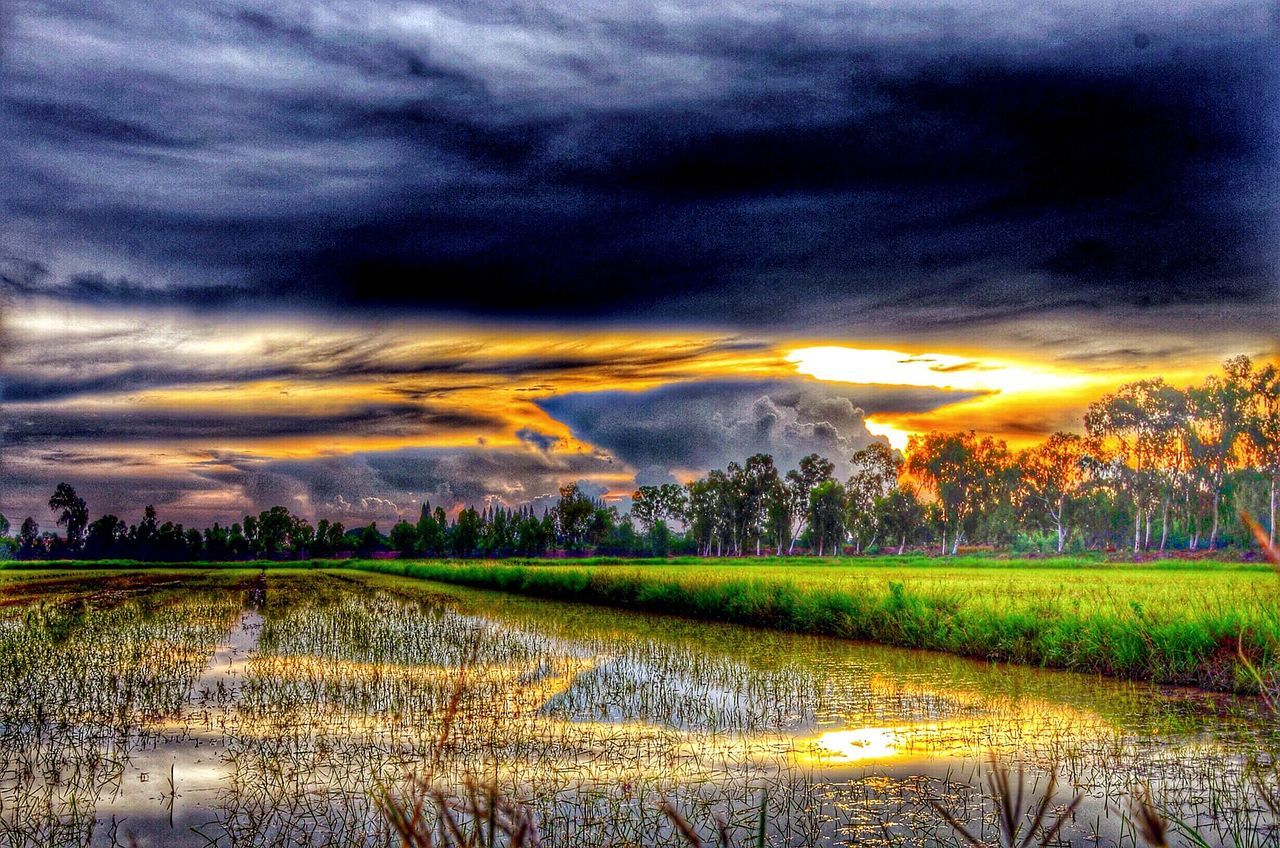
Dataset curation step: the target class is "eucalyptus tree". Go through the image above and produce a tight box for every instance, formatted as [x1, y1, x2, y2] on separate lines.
[1185, 358, 1252, 550]
[84, 514, 128, 559]
[552, 483, 595, 550]
[416, 504, 447, 556]
[846, 442, 902, 553]
[1085, 379, 1185, 553]
[905, 430, 1012, 555]
[876, 486, 924, 554]
[783, 454, 834, 554]
[48, 483, 89, 552]
[740, 453, 781, 555]
[1244, 360, 1280, 546]
[1017, 432, 1087, 553]
[17, 515, 44, 559]
[807, 479, 847, 556]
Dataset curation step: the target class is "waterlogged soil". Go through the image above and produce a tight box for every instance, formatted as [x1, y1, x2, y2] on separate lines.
[0, 569, 1276, 848]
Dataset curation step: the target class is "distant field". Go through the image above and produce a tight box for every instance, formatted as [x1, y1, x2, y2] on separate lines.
[346, 556, 1280, 691]
[4, 556, 1278, 691]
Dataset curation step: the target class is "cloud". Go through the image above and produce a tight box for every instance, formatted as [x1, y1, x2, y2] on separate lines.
[539, 379, 974, 480]
[1, 403, 503, 445]
[0, 0, 1274, 333]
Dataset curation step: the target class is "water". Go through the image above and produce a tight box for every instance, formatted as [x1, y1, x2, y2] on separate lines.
[0, 569, 1275, 847]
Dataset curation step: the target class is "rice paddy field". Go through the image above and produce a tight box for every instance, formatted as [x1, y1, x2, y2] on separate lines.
[0, 565, 1278, 847]
[349, 557, 1280, 691]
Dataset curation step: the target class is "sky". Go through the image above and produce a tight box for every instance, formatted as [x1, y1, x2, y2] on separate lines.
[1, 0, 1277, 527]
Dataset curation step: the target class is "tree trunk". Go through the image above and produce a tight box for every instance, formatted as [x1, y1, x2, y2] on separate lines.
[950, 531, 960, 556]
[1270, 476, 1277, 547]
[898, 534, 906, 555]
[1159, 499, 1169, 552]
[1133, 506, 1142, 555]
[1055, 495, 1065, 554]
[1209, 490, 1221, 551]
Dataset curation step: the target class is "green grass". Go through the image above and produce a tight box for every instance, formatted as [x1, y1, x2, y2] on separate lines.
[4, 555, 1278, 691]
[342, 556, 1280, 691]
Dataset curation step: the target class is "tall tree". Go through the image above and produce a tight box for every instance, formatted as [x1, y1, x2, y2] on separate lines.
[847, 443, 902, 553]
[1085, 380, 1184, 554]
[740, 454, 781, 556]
[876, 486, 924, 555]
[553, 484, 595, 551]
[48, 483, 89, 551]
[1017, 432, 1087, 553]
[1243, 360, 1280, 546]
[1186, 358, 1252, 549]
[905, 431, 1012, 555]
[17, 518, 41, 559]
[784, 454, 834, 554]
[807, 480, 847, 557]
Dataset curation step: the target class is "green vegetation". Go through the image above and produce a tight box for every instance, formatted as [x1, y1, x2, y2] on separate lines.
[0, 568, 1275, 847]
[343, 556, 1280, 691]
[6, 554, 1276, 691]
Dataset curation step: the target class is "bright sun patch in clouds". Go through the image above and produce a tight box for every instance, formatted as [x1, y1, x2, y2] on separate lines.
[786, 346, 1111, 450]
[785, 347, 1087, 395]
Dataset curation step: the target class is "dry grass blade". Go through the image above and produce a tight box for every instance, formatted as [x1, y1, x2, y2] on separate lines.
[1241, 510, 1280, 566]
[661, 799, 706, 847]
[931, 753, 1083, 848]
[1128, 785, 1170, 848]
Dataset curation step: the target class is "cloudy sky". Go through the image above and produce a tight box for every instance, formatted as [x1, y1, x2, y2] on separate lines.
[1, 0, 1277, 526]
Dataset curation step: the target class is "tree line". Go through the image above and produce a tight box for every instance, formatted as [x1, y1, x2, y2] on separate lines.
[2, 355, 1276, 561]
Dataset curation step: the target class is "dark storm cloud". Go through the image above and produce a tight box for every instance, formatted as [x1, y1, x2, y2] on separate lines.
[2, 1, 1276, 328]
[539, 379, 976, 482]
[220, 444, 622, 522]
[1, 403, 501, 445]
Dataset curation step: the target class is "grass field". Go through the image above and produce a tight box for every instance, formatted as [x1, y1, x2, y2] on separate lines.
[343, 556, 1280, 691]
[5, 555, 1279, 691]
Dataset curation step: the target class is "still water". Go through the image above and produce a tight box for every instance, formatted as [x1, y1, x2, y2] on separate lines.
[0, 569, 1275, 847]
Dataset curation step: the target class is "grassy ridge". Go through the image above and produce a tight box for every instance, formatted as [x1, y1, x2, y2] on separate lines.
[4, 555, 1277, 691]
[345, 557, 1280, 691]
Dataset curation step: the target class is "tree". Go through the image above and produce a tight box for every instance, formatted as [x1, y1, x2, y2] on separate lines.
[740, 454, 781, 555]
[1243, 360, 1280, 546]
[0, 514, 9, 538]
[1182, 358, 1252, 549]
[290, 516, 315, 557]
[807, 480, 847, 557]
[1085, 380, 1184, 554]
[876, 486, 924, 554]
[17, 518, 42, 559]
[416, 503, 447, 557]
[358, 523, 386, 557]
[84, 515, 128, 559]
[629, 486, 664, 533]
[1017, 432, 1087, 553]
[451, 510, 480, 557]
[390, 519, 418, 557]
[785, 454, 834, 554]
[905, 431, 1012, 555]
[553, 484, 595, 551]
[48, 483, 89, 551]
[847, 443, 902, 553]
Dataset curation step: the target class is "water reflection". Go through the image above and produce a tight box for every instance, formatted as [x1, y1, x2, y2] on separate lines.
[0, 570, 1274, 847]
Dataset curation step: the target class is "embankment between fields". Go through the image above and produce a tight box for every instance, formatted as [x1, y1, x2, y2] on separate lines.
[345, 559, 1279, 693]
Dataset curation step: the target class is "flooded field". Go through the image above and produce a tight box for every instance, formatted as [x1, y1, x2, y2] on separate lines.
[0, 569, 1276, 847]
